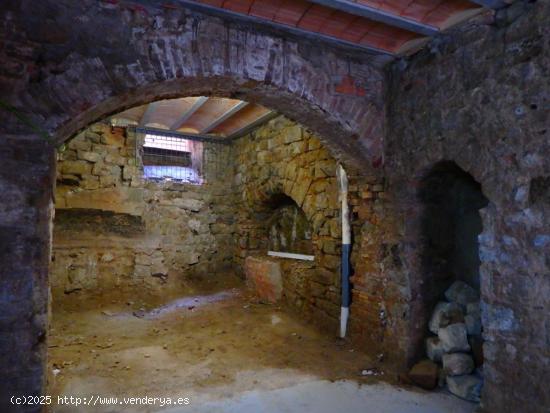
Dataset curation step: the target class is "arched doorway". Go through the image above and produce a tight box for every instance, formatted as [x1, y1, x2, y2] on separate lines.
[0, 2, 386, 395]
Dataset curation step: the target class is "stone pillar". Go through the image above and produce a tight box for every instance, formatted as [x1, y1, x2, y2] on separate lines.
[0, 136, 55, 412]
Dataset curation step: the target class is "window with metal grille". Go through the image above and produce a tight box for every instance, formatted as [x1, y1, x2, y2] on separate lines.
[142, 133, 203, 184]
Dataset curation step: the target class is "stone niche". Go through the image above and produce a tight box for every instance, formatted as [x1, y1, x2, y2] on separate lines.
[267, 194, 314, 256]
[243, 193, 316, 304]
[51, 123, 237, 297]
[411, 161, 488, 401]
[418, 161, 488, 300]
[233, 117, 351, 332]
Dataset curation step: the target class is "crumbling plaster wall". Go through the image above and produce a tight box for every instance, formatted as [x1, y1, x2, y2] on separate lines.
[52, 123, 236, 297]
[383, 2, 549, 411]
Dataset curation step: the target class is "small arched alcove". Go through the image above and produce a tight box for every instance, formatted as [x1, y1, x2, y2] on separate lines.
[418, 161, 488, 298]
[416, 161, 489, 390]
[241, 190, 317, 307]
[264, 193, 314, 257]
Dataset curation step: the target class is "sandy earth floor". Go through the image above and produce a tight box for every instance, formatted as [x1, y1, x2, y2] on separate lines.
[47, 275, 476, 413]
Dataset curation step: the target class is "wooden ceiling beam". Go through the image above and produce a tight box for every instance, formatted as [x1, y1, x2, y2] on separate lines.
[170, 96, 209, 130]
[134, 126, 232, 144]
[171, 0, 395, 56]
[139, 102, 159, 127]
[200, 101, 249, 134]
[228, 110, 279, 140]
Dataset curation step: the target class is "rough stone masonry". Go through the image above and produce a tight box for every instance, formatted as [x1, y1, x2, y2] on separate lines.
[385, 2, 549, 411]
[233, 116, 383, 336]
[51, 123, 236, 297]
[52, 115, 383, 347]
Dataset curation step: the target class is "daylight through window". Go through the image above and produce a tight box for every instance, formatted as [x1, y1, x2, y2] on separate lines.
[142, 133, 203, 184]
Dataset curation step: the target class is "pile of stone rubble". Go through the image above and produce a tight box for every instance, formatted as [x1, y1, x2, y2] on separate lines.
[409, 280, 483, 402]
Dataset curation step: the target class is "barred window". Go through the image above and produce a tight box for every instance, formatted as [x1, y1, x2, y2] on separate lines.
[142, 133, 203, 184]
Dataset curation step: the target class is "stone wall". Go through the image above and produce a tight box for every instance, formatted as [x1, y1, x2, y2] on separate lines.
[51, 123, 236, 297]
[0, 1, 387, 407]
[0, 136, 54, 411]
[0, 2, 548, 410]
[233, 116, 387, 337]
[384, 2, 549, 411]
[52, 117, 406, 369]
[52, 117, 398, 364]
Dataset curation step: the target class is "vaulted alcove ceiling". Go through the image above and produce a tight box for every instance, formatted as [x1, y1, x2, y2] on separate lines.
[111, 98, 277, 140]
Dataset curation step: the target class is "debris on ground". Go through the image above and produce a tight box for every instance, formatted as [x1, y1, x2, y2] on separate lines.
[361, 368, 384, 376]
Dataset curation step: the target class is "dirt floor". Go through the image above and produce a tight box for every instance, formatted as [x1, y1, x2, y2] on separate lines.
[47, 274, 476, 413]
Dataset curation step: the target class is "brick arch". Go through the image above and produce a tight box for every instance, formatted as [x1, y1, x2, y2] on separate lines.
[242, 181, 318, 251]
[0, 1, 385, 404]
[239, 170, 319, 260]
[240, 174, 322, 266]
[1, 0, 385, 169]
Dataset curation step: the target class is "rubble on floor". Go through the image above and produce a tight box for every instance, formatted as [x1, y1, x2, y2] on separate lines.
[410, 281, 483, 402]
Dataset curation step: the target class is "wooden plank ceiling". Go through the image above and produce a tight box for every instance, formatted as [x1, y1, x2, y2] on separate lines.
[112, 97, 276, 140]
